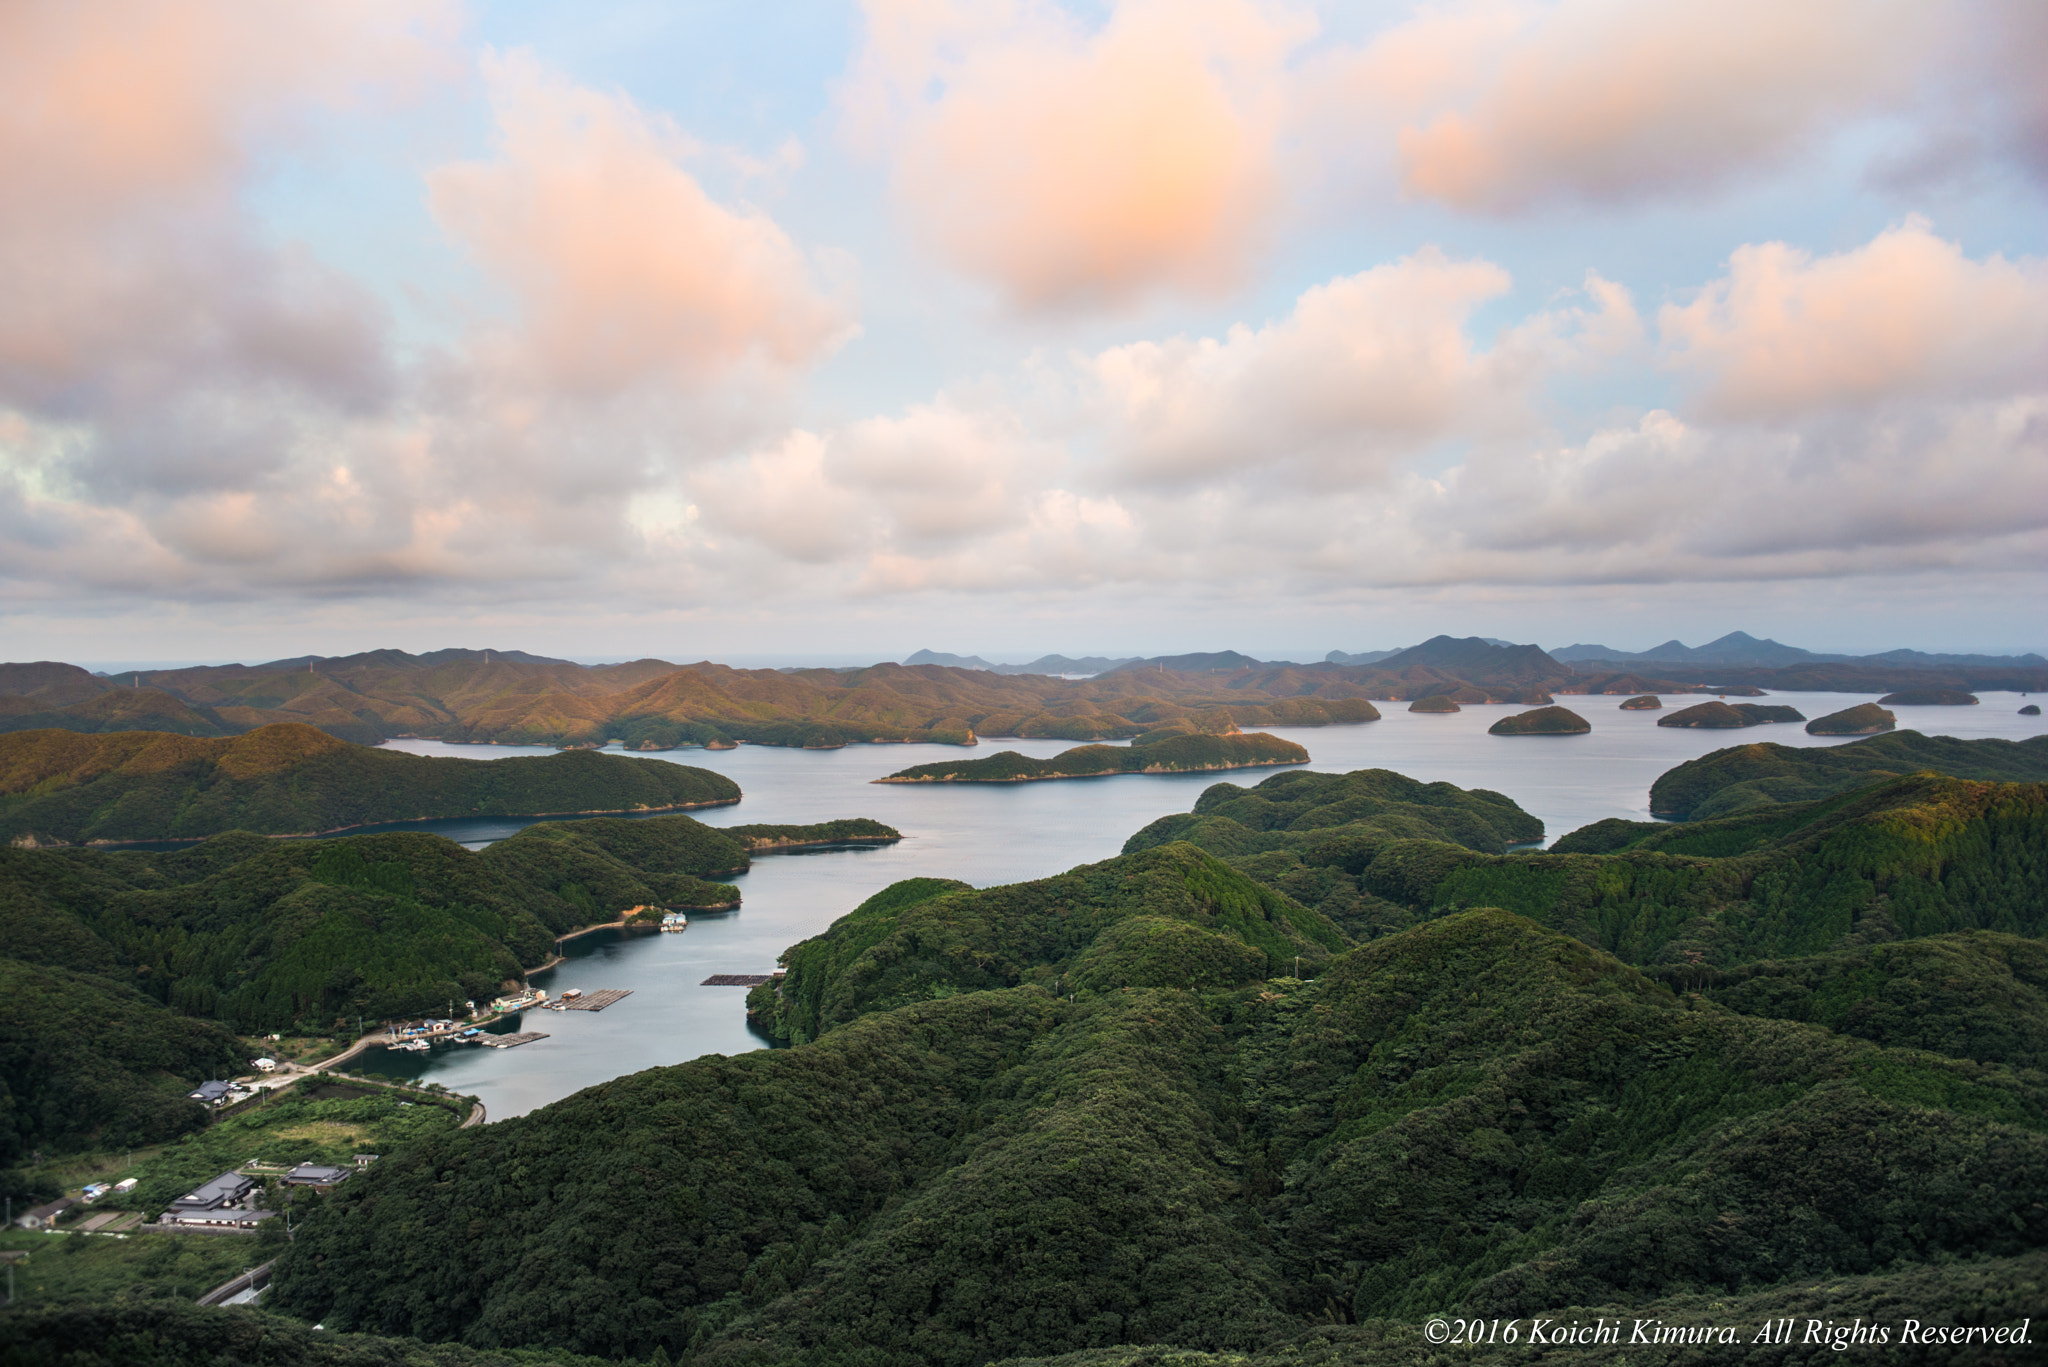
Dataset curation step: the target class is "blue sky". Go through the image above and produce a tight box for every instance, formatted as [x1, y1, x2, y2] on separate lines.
[2, 0, 2044, 665]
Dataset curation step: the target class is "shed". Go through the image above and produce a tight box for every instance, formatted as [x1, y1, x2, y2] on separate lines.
[17, 1198, 75, 1230]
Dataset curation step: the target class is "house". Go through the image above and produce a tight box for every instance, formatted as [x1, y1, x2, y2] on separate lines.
[282, 1163, 349, 1188]
[353, 1154, 379, 1169]
[188, 1080, 232, 1104]
[162, 1172, 272, 1230]
[17, 1197, 74, 1230]
[251, 1057, 278, 1072]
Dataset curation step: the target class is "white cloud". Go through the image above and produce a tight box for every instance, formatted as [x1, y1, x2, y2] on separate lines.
[1660, 218, 2048, 417]
[1086, 250, 1636, 486]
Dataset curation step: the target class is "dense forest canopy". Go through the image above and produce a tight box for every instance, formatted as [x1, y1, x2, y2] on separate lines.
[268, 908, 2048, 1364]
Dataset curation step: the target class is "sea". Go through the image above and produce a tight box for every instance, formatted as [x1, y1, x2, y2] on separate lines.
[348, 691, 2046, 1118]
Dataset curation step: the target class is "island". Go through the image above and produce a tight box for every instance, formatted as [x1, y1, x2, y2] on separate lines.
[2025, 704, 2042, 716]
[1618, 694, 1662, 710]
[1407, 695, 1461, 713]
[1487, 705, 1591, 735]
[1878, 688, 1980, 706]
[874, 730, 1308, 783]
[1657, 700, 1806, 729]
[1806, 702, 1897, 735]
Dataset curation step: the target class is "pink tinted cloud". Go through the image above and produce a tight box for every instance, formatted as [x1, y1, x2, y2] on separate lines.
[0, 0, 454, 417]
[845, 0, 1313, 308]
[1660, 220, 2048, 417]
[1381, 0, 1936, 212]
[430, 52, 852, 395]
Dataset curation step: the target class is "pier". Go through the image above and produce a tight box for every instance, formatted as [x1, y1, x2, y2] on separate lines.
[477, 1032, 549, 1048]
[701, 974, 776, 987]
[556, 988, 633, 1011]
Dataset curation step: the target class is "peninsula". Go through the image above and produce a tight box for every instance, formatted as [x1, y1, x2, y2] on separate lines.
[0, 724, 739, 846]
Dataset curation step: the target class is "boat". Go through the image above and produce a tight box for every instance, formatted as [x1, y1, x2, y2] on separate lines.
[661, 912, 689, 932]
[389, 1039, 430, 1053]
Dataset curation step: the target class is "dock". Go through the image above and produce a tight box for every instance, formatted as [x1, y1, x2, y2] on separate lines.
[477, 1031, 549, 1048]
[701, 974, 776, 987]
[558, 988, 633, 1011]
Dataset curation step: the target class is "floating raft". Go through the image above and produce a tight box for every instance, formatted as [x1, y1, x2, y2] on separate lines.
[701, 974, 776, 987]
[478, 1031, 549, 1048]
[559, 988, 632, 1011]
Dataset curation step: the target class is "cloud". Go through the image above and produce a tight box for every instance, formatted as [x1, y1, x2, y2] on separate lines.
[843, 0, 1312, 308]
[430, 51, 853, 396]
[1660, 219, 2048, 417]
[1327, 0, 1933, 212]
[1086, 250, 1637, 485]
[0, 1, 454, 496]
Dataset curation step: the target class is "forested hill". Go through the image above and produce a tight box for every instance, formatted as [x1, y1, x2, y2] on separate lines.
[1645, 729, 2048, 820]
[0, 723, 739, 844]
[1129, 767, 2048, 970]
[0, 811, 896, 1163]
[267, 907, 2048, 1364]
[752, 843, 1348, 1045]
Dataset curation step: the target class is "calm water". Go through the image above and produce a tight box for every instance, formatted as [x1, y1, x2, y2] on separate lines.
[350, 691, 2046, 1116]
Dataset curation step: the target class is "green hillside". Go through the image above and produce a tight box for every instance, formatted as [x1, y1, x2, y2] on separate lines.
[1646, 729, 2048, 820]
[876, 731, 1308, 783]
[1121, 768, 1542, 940]
[0, 724, 741, 845]
[1125, 767, 2048, 970]
[0, 958, 243, 1165]
[752, 843, 1346, 1045]
[266, 908, 2048, 1364]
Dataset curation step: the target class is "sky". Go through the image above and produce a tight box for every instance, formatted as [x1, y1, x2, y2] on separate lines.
[2, 0, 2045, 667]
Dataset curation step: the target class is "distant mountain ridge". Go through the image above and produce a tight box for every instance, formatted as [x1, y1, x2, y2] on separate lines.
[1553, 630, 2045, 669]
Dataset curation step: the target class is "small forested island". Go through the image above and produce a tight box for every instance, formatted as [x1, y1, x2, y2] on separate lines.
[1406, 694, 1460, 713]
[1618, 693, 1662, 709]
[1486, 705, 1590, 735]
[1806, 702, 1896, 735]
[1877, 688, 1980, 705]
[0, 723, 738, 846]
[875, 729, 1307, 782]
[2025, 703, 2043, 715]
[1656, 700, 1805, 729]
